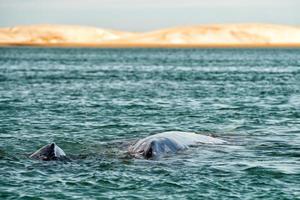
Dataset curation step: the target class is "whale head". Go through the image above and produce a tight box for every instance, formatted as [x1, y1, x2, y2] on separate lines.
[128, 137, 180, 160]
[30, 143, 66, 161]
[145, 138, 179, 159]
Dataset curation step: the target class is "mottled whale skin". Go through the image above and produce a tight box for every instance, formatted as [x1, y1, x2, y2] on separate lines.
[128, 131, 225, 159]
[30, 143, 66, 161]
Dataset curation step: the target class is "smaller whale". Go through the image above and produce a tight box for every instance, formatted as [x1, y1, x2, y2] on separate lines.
[128, 131, 225, 160]
[30, 143, 66, 161]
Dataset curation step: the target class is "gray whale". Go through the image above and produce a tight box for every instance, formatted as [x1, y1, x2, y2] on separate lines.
[30, 132, 225, 160]
[30, 143, 66, 161]
[128, 131, 225, 159]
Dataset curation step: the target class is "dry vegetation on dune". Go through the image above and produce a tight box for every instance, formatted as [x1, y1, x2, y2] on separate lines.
[0, 24, 300, 47]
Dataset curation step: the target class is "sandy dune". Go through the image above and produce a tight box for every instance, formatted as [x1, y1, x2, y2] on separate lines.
[0, 24, 300, 47]
[0, 24, 135, 44]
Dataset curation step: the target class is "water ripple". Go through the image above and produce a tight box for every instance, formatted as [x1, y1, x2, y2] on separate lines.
[0, 48, 299, 199]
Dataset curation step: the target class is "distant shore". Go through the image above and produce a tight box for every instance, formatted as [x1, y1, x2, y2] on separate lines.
[1, 42, 300, 48]
[1, 24, 300, 48]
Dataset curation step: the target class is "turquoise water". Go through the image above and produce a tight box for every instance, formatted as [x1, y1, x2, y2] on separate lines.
[0, 48, 299, 199]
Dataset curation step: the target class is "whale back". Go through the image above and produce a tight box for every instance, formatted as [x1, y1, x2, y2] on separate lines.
[30, 143, 66, 160]
[128, 131, 225, 159]
[155, 131, 226, 145]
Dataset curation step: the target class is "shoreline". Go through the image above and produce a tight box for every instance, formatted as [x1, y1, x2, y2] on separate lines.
[1, 42, 300, 48]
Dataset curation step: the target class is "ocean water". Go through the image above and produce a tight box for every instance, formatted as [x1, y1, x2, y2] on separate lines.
[0, 47, 299, 199]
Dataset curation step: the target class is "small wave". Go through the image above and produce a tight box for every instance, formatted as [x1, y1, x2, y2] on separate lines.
[243, 166, 289, 178]
[0, 149, 6, 159]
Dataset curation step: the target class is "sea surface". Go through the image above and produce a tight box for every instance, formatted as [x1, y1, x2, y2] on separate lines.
[0, 48, 299, 199]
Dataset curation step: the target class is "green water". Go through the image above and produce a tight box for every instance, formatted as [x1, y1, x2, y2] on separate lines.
[0, 48, 299, 199]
